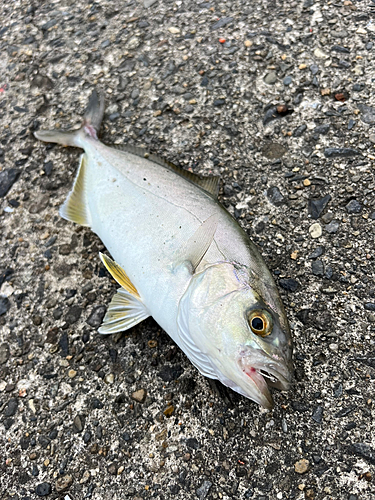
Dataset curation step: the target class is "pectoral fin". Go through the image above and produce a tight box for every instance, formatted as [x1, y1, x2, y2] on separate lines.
[178, 214, 218, 273]
[98, 253, 150, 334]
[99, 253, 140, 297]
[99, 288, 150, 334]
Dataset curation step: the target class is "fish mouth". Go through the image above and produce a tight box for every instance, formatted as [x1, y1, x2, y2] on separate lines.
[238, 356, 292, 409]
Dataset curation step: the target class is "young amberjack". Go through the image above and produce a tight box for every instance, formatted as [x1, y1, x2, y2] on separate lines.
[35, 91, 293, 408]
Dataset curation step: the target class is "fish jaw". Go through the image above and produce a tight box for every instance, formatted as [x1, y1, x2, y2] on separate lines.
[238, 350, 292, 392]
[237, 364, 275, 409]
[213, 347, 292, 409]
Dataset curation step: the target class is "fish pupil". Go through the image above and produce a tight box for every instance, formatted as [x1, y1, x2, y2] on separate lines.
[251, 317, 264, 331]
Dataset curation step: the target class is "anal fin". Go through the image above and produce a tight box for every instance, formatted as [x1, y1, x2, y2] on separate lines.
[99, 288, 150, 334]
[59, 154, 91, 226]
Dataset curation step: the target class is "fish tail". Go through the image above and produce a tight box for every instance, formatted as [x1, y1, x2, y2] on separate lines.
[34, 90, 105, 148]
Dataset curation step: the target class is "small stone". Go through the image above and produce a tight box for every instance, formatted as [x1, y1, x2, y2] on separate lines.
[131, 389, 147, 403]
[348, 119, 356, 130]
[331, 45, 350, 53]
[309, 223, 322, 239]
[303, 179, 311, 187]
[310, 64, 319, 75]
[293, 124, 307, 137]
[196, 480, 212, 499]
[186, 437, 200, 450]
[314, 48, 328, 59]
[267, 186, 285, 206]
[262, 143, 287, 159]
[211, 17, 233, 30]
[213, 99, 225, 106]
[35, 483, 52, 496]
[55, 475, 73, 492]
[295, 459, 309, 474]
[244, 40, 252, 47]
[335, 406, 355, 418]
[279, 278, 299, 292]
[312, 260, 324, 277]
[168, 27, 180, 34]
[0, 343, 10, 364]
[312, 406, 323, 424]
[163, 405, 175, 417]
[4, 398, 18, 417]
[127, 37, 140, 50]
[346, 200, 362, 214]
[357, 104, 375, 124]
[86, 305, 106, 328]
[321, 88, 331, 96]
[321, 212, 333, 224]
[108, 463, 118, 475]
[283, 76, 292, 85]
[314, 124, 330, 135]
[0, 168, 20, 197]
[308, 195, 331, 220]
[65, 306, 82, 325]
[308, 246, 325, 259]
[0, 297, 10, 316]
[299, 64, 307, 69]
[68, 370, 77, 379]
[324, 148, 360, 158]
[104, 373, 114, 384]
[264, 72, 277, 85]
[349, 443, 375, 464]
[325, 220, 340, 234]
[73, 415, 84, 433]
[364, 303, 375, 312]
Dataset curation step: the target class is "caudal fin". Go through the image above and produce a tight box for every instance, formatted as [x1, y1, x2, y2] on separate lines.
[34, 90, 105, 148]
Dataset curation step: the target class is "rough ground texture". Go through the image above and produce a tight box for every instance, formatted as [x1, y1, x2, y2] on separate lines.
[0, 0, 375, 499]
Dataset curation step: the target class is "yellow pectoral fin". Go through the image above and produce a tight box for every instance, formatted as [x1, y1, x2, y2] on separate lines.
[99, 253, 140, 298]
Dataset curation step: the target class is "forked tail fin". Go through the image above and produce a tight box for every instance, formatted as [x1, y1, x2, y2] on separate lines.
[34, 90, 105, 148]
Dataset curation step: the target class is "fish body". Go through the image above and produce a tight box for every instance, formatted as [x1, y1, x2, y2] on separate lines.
[35, 91, 293, 408]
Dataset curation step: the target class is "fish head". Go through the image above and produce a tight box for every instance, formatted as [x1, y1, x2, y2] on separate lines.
[178, 262, 293, 409]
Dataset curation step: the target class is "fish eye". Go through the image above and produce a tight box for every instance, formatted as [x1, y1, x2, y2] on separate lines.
[248, 310, 273, 337]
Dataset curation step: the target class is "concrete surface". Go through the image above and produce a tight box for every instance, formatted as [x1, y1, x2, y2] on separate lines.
[0, 0, 375, 499]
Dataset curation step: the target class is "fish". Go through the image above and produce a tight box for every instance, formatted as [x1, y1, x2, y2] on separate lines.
[34, 90, 293, 409]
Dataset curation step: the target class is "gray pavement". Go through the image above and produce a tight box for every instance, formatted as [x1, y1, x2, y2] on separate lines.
[0, 0, 375, 499]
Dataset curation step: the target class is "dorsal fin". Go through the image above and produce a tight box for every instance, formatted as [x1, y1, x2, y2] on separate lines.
[108, 143, 220, 198]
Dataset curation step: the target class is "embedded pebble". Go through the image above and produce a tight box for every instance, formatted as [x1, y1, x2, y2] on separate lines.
[55, 475, 73, 492]
[295, 459, 309, 474]
[131, 389, 147, 403]
[309, 223, 322, 238]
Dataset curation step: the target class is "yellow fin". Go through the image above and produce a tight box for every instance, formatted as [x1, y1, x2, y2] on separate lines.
[59, 154, 91, 226]
[98, 288, 149, 334]
[99, 253, 140, 298]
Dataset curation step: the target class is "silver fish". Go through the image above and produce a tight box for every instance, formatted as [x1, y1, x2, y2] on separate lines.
[34, 91, 293, 409]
